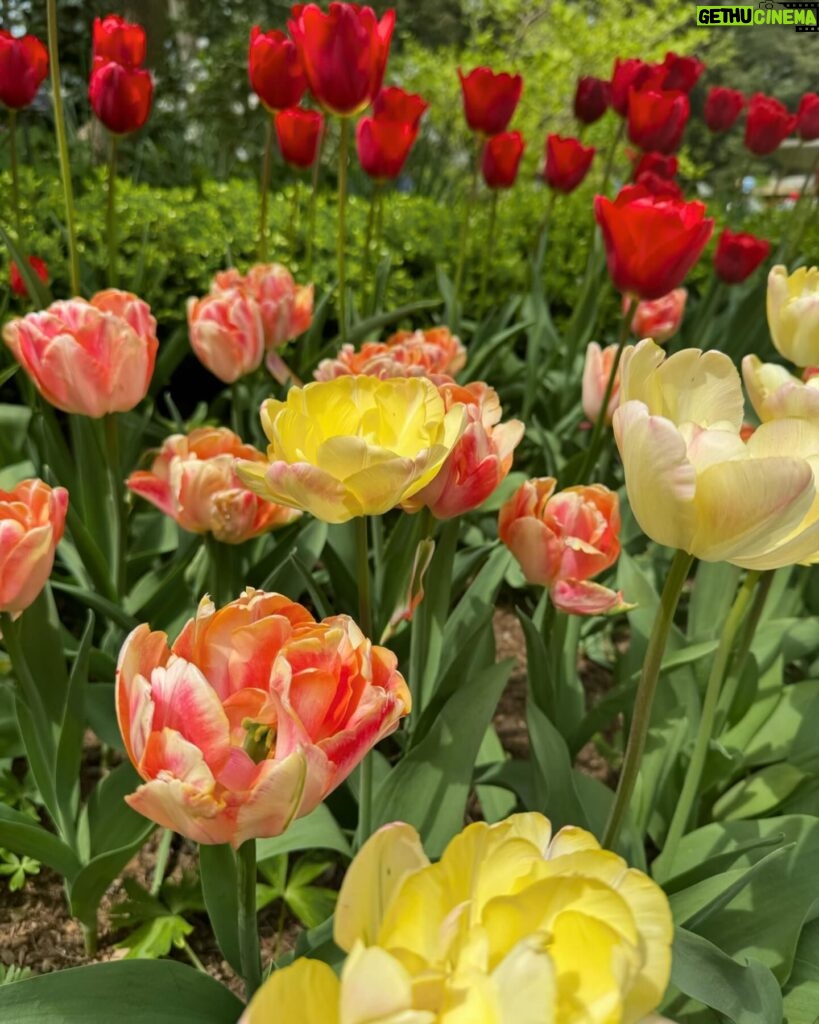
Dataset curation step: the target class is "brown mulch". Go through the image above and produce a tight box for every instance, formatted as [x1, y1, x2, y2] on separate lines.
[0, 607, 617, 985]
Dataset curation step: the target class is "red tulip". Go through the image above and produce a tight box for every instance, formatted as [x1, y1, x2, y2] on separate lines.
[0, 30, 48, 110]
[92, 14, 146, 68]
[573, 76, 610, 125]
[544, 134, 595, 194]
[356, 116, 417, 180]
[744, 93, 796, 156]
[703, 86, 745, 133]
[481, 131, 525, 189]
[633, 170, 683, 200]
[797, 93, 819, 142]
[288, 3, 394, 117]
[661, 52, 705, 93]
[89, 61, 153, 134]
[458, 66, 523, 135]
[633, 151, 677, 181]
[9, 256, 49, 298]
[594, 184, 714, 300]
[627, 87, 689, 154]
[713, 228, 771, 285]
[275, 106, 323, 168]
[610, 57, 657, 117]
[248, 26, 306, 113]
[373, 85, 428, 129]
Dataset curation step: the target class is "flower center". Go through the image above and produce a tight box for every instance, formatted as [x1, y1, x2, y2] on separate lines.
[242, 718, 276, 763]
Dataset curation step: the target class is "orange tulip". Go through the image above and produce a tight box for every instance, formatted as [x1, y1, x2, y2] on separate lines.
[211, 263, 313, 350]
[116, 589, 411, 846]
[405, 381, 524, 519]
[0, 479, 68, 616]
[499, 477, 629, 614]
[187, 288, 265, 384]
[3, 290, 158, 417]
[314, 326, 466, 382]
[127, 427, 301, 543]
[630, 287, 687, 343]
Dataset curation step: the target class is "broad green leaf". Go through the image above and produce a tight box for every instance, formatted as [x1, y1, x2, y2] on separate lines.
[68, 823, 155, 931]
[0, 803, 81, 880]
[0, 960, 243, 1023]
[687, 562, 742, 643]
[667, 927, 783, 1024]
[256, 802, 351, 863]
[713, 764, 811, 821]
[371, 658, 513, 856]
[54, 613, 94, 836]
[526, 701, 590, 833]
[199, 843, 242, 975]
[783, 918, 819, 1024]
[475, 726, 516, 824]
[84, 762, 153, 858]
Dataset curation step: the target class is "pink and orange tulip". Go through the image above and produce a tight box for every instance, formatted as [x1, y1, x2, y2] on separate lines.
[116, 589, 411, 846]
[499, 478, 629, 614]
[630, 287, 687, 343]
[187, 288, 265, 384]
[211, 263, 313, 351]
[314, 326, 466, 382]
[405, 381, 524, 519]
[2, 291, 158, 417]
[582, 341, 621, 424]
[0, 479, 68, 617]
[126, 427, 301, 543]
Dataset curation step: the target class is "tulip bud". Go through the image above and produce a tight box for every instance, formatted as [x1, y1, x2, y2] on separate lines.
[627, 87, 689, 154]
[92, 14, 146, 68]
[573, 75, 610, 124]
[356, 116, 417, 181]
[248, 27, 306, 113]
[0, 30, 48, 110]
[187, 288, 266, 384]
[544, 134, 595, 193]
[373, 86, 428, 129]
[89, 60, 153, 134]
[275, 107, 323, 168]
[582, 342, 621, 424]
[796, 92, 819, 142]
[661, 52, 705, 93]
[630, 288, 687, 343]
[481, 131, 525, 189]
[703, 86, 745, 133]
[458, 66, 523, 135]
[744, 93, 796, 156]
[714, 229, 770, 285]
[9, 256, 49, 298]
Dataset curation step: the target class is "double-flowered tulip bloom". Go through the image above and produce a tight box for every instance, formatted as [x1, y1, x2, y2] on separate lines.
[630, 288, 687, 343]
[288, 2, 394, 117]
[242, 812, 673, 1023]
[614, 339, 819, 568]
[314, 327, 466, 382]
[594, 185, 713, 300]
[0, 479, 68, 617]
[500, 478, 629, 614]
[237, 376, 464, 523]
[767, 265, 819, 368]
[3, 290, 158, 417]
[117, 589, 410, 846]
[127, 427, 300, 544]
[743, 356, 819, 423]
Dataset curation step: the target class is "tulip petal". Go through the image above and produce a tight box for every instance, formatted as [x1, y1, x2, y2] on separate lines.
[335, 822, 429, 951]
[340, 943, 433, 1024]
[550, 579, 633, 615]
[240, 957, 340, 1024]
[692, 454, 814, 563]
[613, 401, 697, 552]
[149, 657, 231, 774]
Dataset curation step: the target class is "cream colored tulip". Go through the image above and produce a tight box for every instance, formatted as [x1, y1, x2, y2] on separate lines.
[614, 339, 819, 569]
[742, 354, 819, 422]
[767, 265, 819, 368]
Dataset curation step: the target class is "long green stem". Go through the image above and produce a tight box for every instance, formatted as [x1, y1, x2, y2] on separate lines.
[454, 136, 481, 296]
[336, 117, 350, 342]
[599, 120, 625, 197]
[236, 839, 262, 1001]
[659, 570, 760, 868]
[258, 117, 275, 262]
[479, 191, 499, 310]
[355, 514, 372, 637]
[571, 303, 631, 485]
[363, 185, 378, 278]
[46, 0, 80, 295]
[9, 110, 21, 238]
[602, 549, 694, 850]
[103, 414, 125, 598]
[106, 133, 118, 287]
[306, 123, 324, 280]
[206, 535, 237, 609]
[150, 828, 174, 896]
[714, 569, 774, 731]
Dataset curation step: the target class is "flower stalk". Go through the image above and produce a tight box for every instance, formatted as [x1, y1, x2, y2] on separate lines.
[336, 117, 351, 342]
[237, 839, 262, 1000]
[258, 117, 275, 262]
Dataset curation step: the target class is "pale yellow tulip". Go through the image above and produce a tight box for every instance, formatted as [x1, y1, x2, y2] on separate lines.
[742, 354, 819, 422]
[767, 265, 819, 368]
[236, 376, 464, 523]
[614, 340, 819, 569]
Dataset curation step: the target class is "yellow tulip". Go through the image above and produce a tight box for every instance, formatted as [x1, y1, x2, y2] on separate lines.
[742, 354, 819, 422]
[614, 340, 819, 569]
[236, 376, 464, 523]
[767, 265, 819, 368]
[243, 813, 673, 1023]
